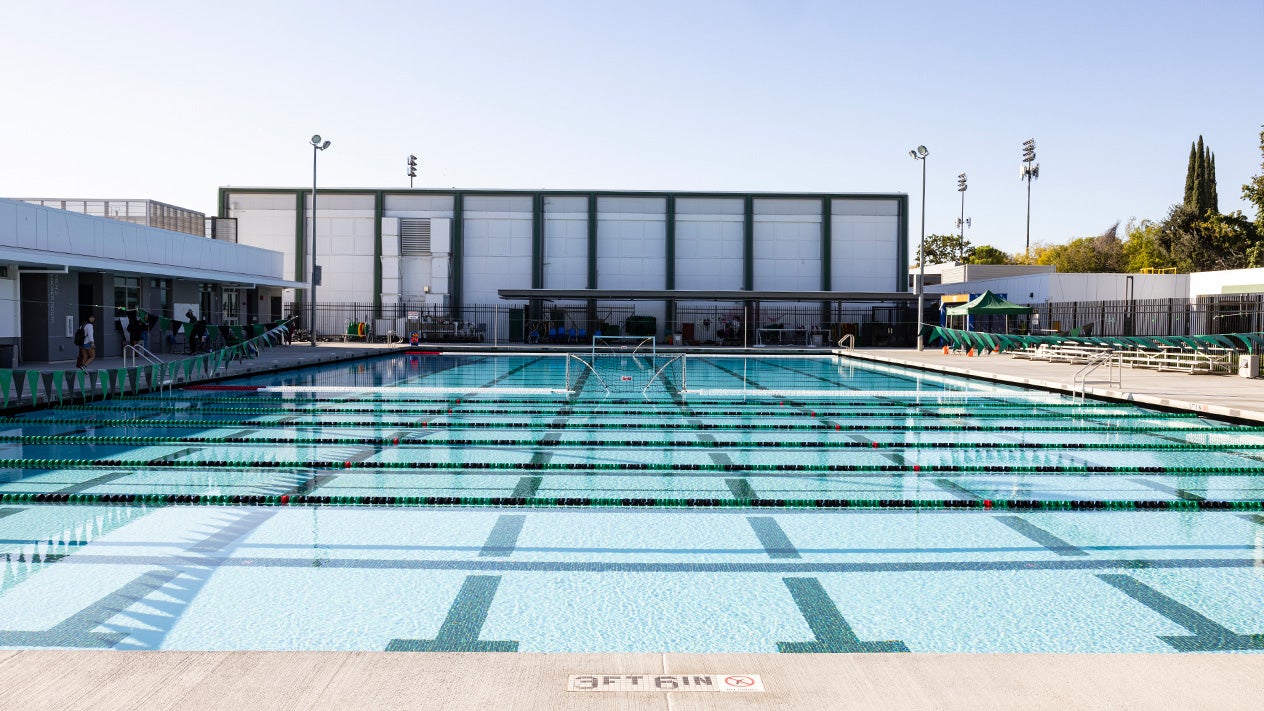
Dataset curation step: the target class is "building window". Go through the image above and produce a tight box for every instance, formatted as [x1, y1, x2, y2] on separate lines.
[223, 287, 240, 324]
[114, 276, 140, 310]
[199, 283, 214, 321]
[148, 278, 171, 317]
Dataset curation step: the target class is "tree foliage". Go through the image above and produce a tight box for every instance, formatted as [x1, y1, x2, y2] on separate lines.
[966, 245, 1012, 265]
[1244, 125, 1264, 234]
[918, 233, 971, 265]
[1034, 223, 1127, 273]
[1185, 135, 1219, 215]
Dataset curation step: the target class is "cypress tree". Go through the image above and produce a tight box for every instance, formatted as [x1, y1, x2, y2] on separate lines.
[1184, 141, 1197, 205]
[1191, 136, 1207, 215]
[1183, 135, 1220, 216]
[1208, 151, 1218, 213]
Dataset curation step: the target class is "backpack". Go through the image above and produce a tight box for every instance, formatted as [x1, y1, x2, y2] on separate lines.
[73, 325, 86, 347]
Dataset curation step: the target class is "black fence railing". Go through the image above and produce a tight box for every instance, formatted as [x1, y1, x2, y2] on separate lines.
[966, 295, 1264, 338]
[284, 301, 930, 347]
[290, 295, 1264, 346]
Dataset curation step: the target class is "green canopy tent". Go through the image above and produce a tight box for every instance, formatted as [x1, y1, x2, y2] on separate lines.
[944, 290, 1033, 333]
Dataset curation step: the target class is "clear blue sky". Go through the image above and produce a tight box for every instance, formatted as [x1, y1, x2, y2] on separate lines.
[2, 0, 1261, 257]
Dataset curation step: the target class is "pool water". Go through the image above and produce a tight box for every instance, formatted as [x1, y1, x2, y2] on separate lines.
[0, 352, 1260, 653]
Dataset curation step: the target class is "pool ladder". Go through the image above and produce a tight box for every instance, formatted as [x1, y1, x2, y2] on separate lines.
[1072, 349, 1121, 400]
[123, 345, 174, 396]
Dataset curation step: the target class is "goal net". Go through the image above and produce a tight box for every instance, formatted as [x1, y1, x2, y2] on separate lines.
[565, 336, 684, 396]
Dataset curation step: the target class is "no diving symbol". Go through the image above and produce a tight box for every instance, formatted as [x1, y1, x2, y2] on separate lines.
[725, 676, 755, 688]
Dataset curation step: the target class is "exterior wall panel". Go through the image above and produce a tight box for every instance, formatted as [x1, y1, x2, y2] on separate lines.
[543, 196, 588, 290]
[831, 198, 901, 292]
[462, 196, 533, 306]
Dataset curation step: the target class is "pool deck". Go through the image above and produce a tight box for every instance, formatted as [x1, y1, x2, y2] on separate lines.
[847, 346, 1264, 423]
[7, 343, 1264, 709]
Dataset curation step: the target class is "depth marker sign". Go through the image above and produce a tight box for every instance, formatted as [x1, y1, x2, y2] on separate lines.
[567, 674, 765, 692]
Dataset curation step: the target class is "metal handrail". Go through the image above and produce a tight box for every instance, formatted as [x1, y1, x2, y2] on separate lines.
[123, 345, 173, 396]
[1072, 349, 1121, 399]
[837, 333, 856, 349]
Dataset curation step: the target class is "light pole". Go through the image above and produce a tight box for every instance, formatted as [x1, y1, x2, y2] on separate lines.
[909, 145, 929, 350]
[955, 172, 970, 262]
[309, 134, 331, 347]
[1021, 138, 1039, 261]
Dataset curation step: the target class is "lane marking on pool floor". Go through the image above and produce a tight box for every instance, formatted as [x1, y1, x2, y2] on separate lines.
[747, 516, 800, 559]
[1097, 574, 1264, 651]
[479, 515, 526, 558]
[511, 476, 543, 498]
[385, 575, 519, 652]
[993, 516, 1088, 557]
[777, 577, 908, 653]
[1129, 477, 1206, 502]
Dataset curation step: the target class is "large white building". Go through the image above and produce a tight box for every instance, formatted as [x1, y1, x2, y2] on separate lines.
[219, 188, 912, 340]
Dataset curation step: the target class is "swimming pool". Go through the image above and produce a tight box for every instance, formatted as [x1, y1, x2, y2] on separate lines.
[0, 352, 1260, 653]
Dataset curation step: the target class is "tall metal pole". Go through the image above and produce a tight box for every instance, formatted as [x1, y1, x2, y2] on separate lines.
[957, 172, 968, 261]
[909, 145, 929, 350]
[309, 135, 331, 347]
[1025, 178, 1032, 259]
[918, 155, 926, 350]
[310, 142, 318, 347]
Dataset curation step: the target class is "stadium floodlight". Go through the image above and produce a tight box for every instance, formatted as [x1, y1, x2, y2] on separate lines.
[1021, 138, 1039, 260]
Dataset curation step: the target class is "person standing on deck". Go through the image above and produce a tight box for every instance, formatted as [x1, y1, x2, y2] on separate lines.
[76, 314, 96, 370]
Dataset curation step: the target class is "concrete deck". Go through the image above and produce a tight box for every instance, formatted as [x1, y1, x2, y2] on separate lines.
[6, 344, 1264, 709]
[846, 346, 1264, 423]
[4, 651, 1262, 710]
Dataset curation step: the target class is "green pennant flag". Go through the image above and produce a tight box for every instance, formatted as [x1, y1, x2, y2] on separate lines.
[104, 369, 119, 399]
[86, 370, 100, 401]
[199, 355, 209, 375]
[126, 367, 139, 395]
[158, 316, 170, 332]
[24, 370, 39, 406]
[11, 369, 27, 403]
[0, 369, 11, 408]
[183, 357, 195, 381]
[65, 369, 82, 401]
[51, 370, 65, 405]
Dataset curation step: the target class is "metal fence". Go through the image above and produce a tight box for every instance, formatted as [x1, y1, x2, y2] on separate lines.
[288, 294, 1264, 347]
[1028, 294, 1264, 338]
[284, 300, 928, 347]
